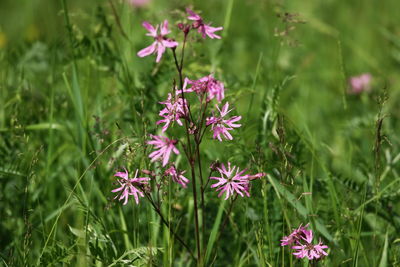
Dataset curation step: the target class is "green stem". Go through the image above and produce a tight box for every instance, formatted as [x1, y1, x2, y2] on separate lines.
[172, 34, 201, 265]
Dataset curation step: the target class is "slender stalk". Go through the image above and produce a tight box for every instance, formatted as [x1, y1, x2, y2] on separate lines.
[195, 142, 206, 257]
[196, 90, 209, 141]
[204, 169, 214, 189]
[172, 33, 202, 264]
[144, 192, 195, 260]
[108, 0, 129, 41]
[172, 45, 194, 122]
[195, 91, 209, 257]
[198, 125, 210, 144]
[180, 33, 188, 73]
[189, 162, 202, 265]
[172, 49, 183, 86]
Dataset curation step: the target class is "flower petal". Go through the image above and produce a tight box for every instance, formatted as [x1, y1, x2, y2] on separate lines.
[162, 39, 178, 48]
[155, 43, 166, 62]
[142, 21, 157, 37]
[186, 8, 201, 21]
[137, 42, 157, 57]
[160, 20, 170, 36]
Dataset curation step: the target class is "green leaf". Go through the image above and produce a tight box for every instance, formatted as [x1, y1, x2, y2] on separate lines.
[68, 225, 85, 238]
[205, 198, 226, 264]
[378, 231, 389, 267]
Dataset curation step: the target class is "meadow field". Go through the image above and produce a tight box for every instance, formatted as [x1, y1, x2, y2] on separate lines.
[1, 0, 400, 266]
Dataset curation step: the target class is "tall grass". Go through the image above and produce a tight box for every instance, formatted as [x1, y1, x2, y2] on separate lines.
[1, 0, 400, 266]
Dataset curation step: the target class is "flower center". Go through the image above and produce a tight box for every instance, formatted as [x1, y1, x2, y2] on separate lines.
[155, 35, 166, 42]
[192, 81, 208, 93]
[192, 20, 203, 29]
[170, 139, 178, 145]
[305, 243, 314, 250]
[226, 174, 234, 182]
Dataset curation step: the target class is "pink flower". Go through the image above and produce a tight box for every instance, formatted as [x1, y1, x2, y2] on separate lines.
[300, 228, 313, 244]
[186, 8, 223, 39]
[292, 239, 329, 260]
[281, 224, 329, 260]
[127, 0, 150, 7]
[112, 168, 150, 205]
[165, 166, 189, 188]
[156, 93, 188, 132]
[147, 135, 179, 167]
[206, 102, 241, 141]
[210, 162, 265, 200]
[176, 75, 225, 103]
[349, 73, 372, 94]
[137, 20, 178, 62]
[248, 172, 267, 180]
[280, 224, 310, 246]
[312, 241, 329, 258]
[178, 74, 225, 102]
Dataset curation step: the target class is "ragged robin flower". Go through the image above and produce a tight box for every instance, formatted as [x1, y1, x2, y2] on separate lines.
[210, 162, 265, 200]
[137, 20, 178, 62]
[291, 230, 329, 260]
[280, 224, 310, 246]
[281, 224, 329, 260]
[206, 102, 241, 141]
[186, 8, 223, 39]
[177, 74, 225, 103]
[147, 135, 180, 167]
[112, 168, 150, 205]
[157, 93, 188, 132]
[165, 166, 189, 188]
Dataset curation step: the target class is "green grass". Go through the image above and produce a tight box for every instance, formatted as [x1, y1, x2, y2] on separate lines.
[1, 0, 400, 266]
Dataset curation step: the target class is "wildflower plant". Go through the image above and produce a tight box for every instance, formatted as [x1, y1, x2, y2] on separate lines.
[281, 224, 329, 263]
[5, 0, 400, 266]
[112, 7, 265, 265]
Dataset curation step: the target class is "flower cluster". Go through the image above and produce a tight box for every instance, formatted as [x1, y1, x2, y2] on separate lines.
[107, 5, 332, 265]
[137, 9, 223, 63]
[281, 224, 328, 260]
[114, 6, 264, 205]
[139, 9, 241, 167]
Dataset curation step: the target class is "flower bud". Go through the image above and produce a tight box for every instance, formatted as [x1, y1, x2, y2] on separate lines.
[141, 169, 155, 176]
[177, 23, 185, 30]
[210, 160, 221, 171]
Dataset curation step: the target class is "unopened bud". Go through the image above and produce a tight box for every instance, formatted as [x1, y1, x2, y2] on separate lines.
[248, 172, 266, 181]
[210, 160, 221, 171]
[188, 122, 197, 135]
[183, 25, 191, 35]
[192, 21, 201, 29]
[178, 23, 191, 35]
[141, 169, 155, 176]
[177, 23, 185, 30]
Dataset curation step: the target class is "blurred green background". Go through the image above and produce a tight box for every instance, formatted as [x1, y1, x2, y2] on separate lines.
[1, 0, 400, 266]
